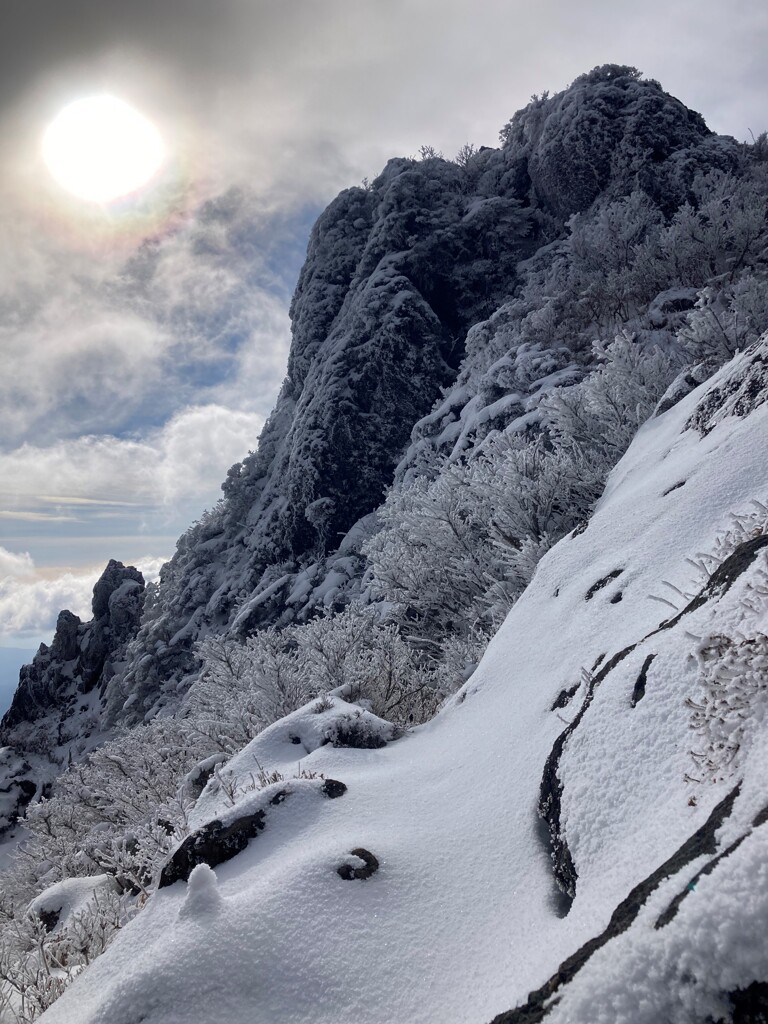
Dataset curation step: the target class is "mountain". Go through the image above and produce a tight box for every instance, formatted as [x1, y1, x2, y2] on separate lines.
[5, 64, 743, 738]
[2, 65, 768, 1023]
[0, 561, 145, 835]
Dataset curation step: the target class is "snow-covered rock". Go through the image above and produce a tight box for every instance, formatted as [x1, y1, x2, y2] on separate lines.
[0, 561, 146, 828]
[2, 560, 145, 735]
[28, 875, 117, 934]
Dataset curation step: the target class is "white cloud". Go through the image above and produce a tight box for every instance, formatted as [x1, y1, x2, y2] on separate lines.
[156, 404, 263, 504]
[0, 185, 294, 447]
[0, 402, 264, 513]
[0, 546, 34, 580]
[0, 566, 96, 637]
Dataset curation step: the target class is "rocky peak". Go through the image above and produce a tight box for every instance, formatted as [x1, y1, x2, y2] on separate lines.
[1, 561, 145, 735]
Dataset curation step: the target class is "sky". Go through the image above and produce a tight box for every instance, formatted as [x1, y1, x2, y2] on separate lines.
[0, 0, 767, 666]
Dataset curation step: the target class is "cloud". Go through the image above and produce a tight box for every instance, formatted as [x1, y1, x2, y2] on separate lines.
[0, 547, 34, 580]
[0, 184, 297, 447]
[3, 2, 766, 210]
[0, 567, 96, 637]
[0, 403, 265, 512]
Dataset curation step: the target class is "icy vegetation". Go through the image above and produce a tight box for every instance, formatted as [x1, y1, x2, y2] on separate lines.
[1, 65, 768, 1022]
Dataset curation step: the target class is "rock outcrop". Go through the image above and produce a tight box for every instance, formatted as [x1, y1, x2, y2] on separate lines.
[1, 560, 145, 740]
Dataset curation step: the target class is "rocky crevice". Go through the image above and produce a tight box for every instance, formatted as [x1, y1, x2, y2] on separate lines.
[538, 532, 768, 903]
[493, 784, 741, 1024]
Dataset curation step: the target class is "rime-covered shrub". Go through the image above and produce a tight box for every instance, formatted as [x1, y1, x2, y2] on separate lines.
[0, 737, 181, 1022]
[683, 501, 768, 780]
[187, 630, 307, 751]
[367, 333, 678, 638]
[541, 332, 679, 458]
[190, 605, 441, 737]
[0, 891, 129, 1023]
[7, 719, 205, 914]
[565, 192, 666, 330]
[687, 632, 768, 780]
[678, 274, 768, 363]
[660, 168, 768, 287]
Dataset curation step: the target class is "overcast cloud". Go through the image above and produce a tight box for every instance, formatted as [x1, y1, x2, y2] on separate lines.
[1, 0, 767, 645]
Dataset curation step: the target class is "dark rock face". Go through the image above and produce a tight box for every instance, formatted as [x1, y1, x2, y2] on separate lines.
[36, 908, 61, 933]
[728, 982, 768, 1023]
[0, 747, 39, 835]
[492, 786, 742, 1024]
[655, 361, 715, 417]
[687, 345, 768, 436]
[325, 713, 400, 750]
[337, 847, 379, 881]
[49, 610, 80, 662]
[159, 809, 268, 887]
[1, 560, 145, 732]
[585, 569, 623, 601]
[630, 654, 655, 707]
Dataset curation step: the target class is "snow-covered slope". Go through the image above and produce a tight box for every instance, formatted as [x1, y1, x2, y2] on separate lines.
[39, 340, 768, 1023]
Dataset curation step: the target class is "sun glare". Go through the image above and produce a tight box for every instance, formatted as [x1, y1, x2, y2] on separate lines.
[42, 95, 166, 203]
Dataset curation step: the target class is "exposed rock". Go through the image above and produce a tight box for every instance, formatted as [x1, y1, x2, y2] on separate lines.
[550, 684, 579, 711]
[655, 361, 715, 416]
[493, 786, 741, 1024]
[324, 712, 401, 750]
[337, 848, 380, 881]
[728, 982, 768, 1023]
[49, 611, 80, 663]
[159, 778, 347, 887]
[1, 560, 145, 733]
[655, 801, 768, 929]
[0, 747, 38, 835]
[630, 654, 655, 707]
[585, 569, 623, 601]
[687, 345, 768, 435]
[182, 753, 231, 802]
[160, 808, 268, 888]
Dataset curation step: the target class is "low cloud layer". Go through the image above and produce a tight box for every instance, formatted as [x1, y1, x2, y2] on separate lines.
[0, 403, 265, 510]
[0, 402, 264, 643]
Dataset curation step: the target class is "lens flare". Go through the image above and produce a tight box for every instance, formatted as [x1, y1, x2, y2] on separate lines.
[42, 95, 166, 203]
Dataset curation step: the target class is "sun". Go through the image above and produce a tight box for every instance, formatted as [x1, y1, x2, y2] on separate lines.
[42, 95, 166, 203]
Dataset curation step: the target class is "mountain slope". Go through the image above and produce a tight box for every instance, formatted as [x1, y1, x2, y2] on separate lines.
[38, 338, 768, 1024]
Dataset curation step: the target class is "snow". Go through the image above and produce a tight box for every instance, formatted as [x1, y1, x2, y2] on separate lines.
[38, 346, 768, 1022]
[29, 875, 116, 934]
